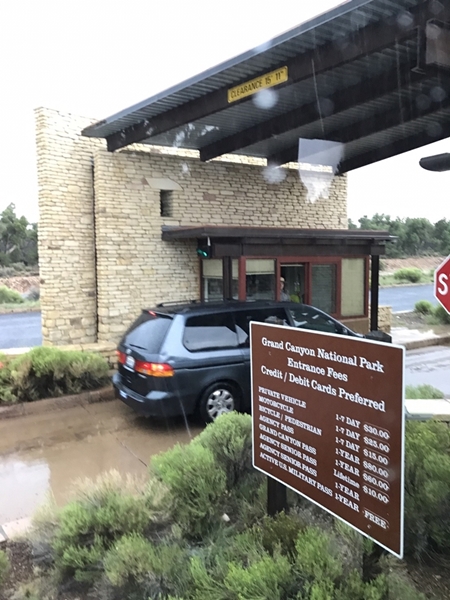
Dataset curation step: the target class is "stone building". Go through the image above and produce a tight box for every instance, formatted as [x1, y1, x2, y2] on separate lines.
[36, 107, 388, 347]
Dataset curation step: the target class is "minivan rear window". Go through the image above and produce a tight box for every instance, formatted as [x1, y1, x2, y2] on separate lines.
[122, 312, 171, 353]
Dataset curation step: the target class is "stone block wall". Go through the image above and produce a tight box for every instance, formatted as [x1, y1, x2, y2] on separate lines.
[36, 108, 348, 345]
[35, 108, 103, 345]
[378, 305, 392, 333]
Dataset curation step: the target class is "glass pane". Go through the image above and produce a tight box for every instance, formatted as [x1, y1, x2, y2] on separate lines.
[183, 313, 238, 352]
[288, 306, 342, 334]
[280, 264, 306, 302]
[235, 307, 289, 347]
[246, 259, 275, 300]
[341, 258, 365, 317]
[122, 313, 171, 352]
[311, 264, 336, 314]
[202, 259, 239, 301]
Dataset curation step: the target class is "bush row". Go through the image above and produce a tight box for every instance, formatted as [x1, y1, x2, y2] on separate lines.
[394, 267, 424, 283]
[19, 404, 449, 600]
[0, 347, 110, 403]
[0, 285, 24, 304]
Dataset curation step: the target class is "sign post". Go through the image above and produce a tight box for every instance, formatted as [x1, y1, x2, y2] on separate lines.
[435, 255, 450, 314]
[251, 323, 404, 558]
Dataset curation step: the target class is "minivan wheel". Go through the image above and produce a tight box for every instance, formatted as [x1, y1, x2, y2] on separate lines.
[198, 382, 240, 423]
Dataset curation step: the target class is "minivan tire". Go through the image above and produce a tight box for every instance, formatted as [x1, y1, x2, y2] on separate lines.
[198, 382, 241, 423]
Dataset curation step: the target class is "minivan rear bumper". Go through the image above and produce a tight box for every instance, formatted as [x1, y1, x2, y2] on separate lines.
[112, 372, 193, 418]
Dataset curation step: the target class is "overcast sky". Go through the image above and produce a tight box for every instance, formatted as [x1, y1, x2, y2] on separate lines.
[1, 0, 449, 224]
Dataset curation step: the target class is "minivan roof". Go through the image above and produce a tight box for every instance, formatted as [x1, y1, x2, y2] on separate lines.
[147, 299, 303, 316]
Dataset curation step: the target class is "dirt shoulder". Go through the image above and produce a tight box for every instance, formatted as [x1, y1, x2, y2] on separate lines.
[382, 256, 444, 273]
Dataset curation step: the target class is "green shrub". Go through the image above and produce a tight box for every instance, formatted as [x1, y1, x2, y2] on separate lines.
[405, 384, 444, 399]
[224, 552, 292, 600]
[3, 346, 109, 403]
[294, 526, 343, 582]
[258, 511, 305, 557]
[152, 443, 227, 538]
[0, 285, 23, 304]
[433, 304, 450, 324]
[193, 412, 253, 488]
[104, 533, 190, 595]
[0, 549, 9, 586]
[393, 268, 422, 283]
[404, 420, 450, 558]
[414, 299, 433, 315]
[0, 353, 15, 403]
[49, 472, 152, 583]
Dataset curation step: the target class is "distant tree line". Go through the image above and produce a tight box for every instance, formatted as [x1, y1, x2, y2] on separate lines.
[0, 204, 38, 266]
[348, 213, 450, 258]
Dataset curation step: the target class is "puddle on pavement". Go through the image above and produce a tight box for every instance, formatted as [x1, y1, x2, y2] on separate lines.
[0, 401, 202, 524]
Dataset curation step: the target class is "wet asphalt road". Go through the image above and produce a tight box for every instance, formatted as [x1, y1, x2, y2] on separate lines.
[404, 345, 450, 396]
[0, 312, 42, 349]
[0, 400, 202, 524]
[378, 284, 436, 313]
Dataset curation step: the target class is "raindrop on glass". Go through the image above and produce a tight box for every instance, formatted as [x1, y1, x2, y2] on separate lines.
[430, 0, 444, 17]
[416, 94, 431, 111]
[317, 97, 335, 117]
[351, 11, 367, 28]
[430, 86, 447, 102]
[396, 11, 414, 29]
[253, 88, 278, 110]
[263, 165, 286, 184]
[173, 131, 186, 147]
[426, 23, 442, 40]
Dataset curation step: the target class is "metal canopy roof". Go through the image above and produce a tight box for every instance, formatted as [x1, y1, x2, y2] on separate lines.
[161, 225, 393, 243]
[161, 226, 394, 257]
[82, 0, 450, 173]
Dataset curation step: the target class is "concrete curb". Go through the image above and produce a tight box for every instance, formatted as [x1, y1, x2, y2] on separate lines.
[0, 385, 115, 420]
[396, 334, 450, 351]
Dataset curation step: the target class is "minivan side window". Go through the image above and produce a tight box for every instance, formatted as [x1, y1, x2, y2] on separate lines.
[183, 313, 238, 352]
[235, 308, 289, 347]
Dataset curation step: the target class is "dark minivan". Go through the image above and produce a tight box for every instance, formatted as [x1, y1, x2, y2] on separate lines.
[113, 301, 386, 423]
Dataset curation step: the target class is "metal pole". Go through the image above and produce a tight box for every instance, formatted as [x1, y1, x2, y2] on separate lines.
[370, 255, 380, 331]
[267, 477, 288, 516]
[222, 257, 233, 300]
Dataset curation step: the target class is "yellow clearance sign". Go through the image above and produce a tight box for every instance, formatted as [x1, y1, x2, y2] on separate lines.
[227, 66, 288, 103]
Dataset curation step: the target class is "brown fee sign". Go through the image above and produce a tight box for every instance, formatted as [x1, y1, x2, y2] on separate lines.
[251, 322, 404, 558]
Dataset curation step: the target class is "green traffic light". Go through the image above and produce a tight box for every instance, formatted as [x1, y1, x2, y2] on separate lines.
[197, 248, 209, 258]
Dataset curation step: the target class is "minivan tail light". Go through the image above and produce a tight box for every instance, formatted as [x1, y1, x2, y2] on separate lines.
[135, 360, 174, 377]
[116, 350, 126, 365]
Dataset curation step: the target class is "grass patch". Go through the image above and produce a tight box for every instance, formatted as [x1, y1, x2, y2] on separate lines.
[405, 384, 444, 399]
[0, 300, 40, 314]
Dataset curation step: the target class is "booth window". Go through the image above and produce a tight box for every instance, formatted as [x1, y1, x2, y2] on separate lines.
[246, 259, 275, 300]
[341, 258, 365, 317]
[311, 264, 336, 314]
[160, 190, 173, 217]
[202, 259, 238, 302]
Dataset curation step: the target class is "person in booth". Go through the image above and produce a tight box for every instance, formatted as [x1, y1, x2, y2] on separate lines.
[280, 277, 290, 301]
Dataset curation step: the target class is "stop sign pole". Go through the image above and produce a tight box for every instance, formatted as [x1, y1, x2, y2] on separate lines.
[435, 256, 450, 314]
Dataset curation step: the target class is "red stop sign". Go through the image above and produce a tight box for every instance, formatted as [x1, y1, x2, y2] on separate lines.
[435, 256, 450, 314]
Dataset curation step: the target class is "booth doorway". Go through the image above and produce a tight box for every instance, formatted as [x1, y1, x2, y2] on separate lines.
[280, 264, 306, 303]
